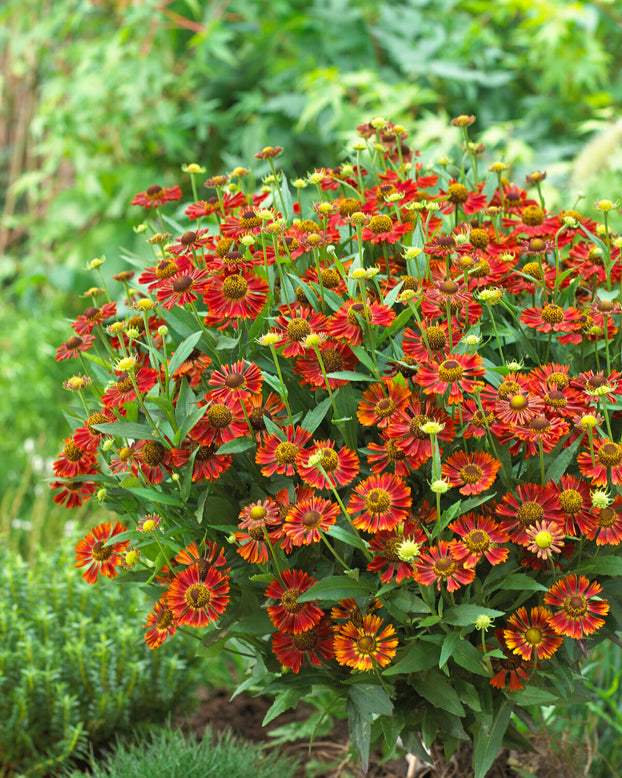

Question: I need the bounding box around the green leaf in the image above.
[473,700,512,778]
[439,631,461,669]
[511,688,558,706]
[544,432,583,483]
[496,574,549,592]
[443,604,505,627]
[452,641,489,677]
[576,556,622,576]
[325,370,375,382]
[325,523,369,552]
[300,396,332,434]
[262,688,303,726]
[93,420,155,439]
[349,344,379,374]
[416,672,465,717]
[297,575,373,603]
[346,700,371,774]
[217,437,256,455]
[347,683,393,718]
[384,640,440,676]
[167,331,203,376]
[126,487,183,506]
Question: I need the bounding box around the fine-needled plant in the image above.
[52,115,622,775]
[0,540,202,777]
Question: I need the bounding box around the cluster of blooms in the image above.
[53,116,622,743]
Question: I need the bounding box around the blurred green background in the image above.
[2,0,622,547]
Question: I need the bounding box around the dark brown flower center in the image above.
[320,448,339,472]
[224,372,245,388]
[156,608,174,629]
[460,464,483,484]
[541,304,564,324]
[447,183,469,204]
[293,630,318,650]
[375,398,396,418]
[465,530,489,552]
[563,595,587,617]
[91,540,114,562]
[63,440,84,462]
[433,557,456,576]
[173,275,194,293]
[156,259,178,279]
[66,336,84,350]
[142,441,166,466]
[302,510,322,528]
[356,635,377,655]
[558,489,582,514]
[181,231,197,245]
[321,349,343,373]
[281,590,303,613]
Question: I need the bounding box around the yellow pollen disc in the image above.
[185,584,211,609]
[534,531,553,549]
[433,557,456,576]
[369,215,394,234]
[281,590,303,613]
[438,359,464,382]
[541,304,564,324]
[222,275,248,300]
[357,635,377,655]
[597,443,622,467]
[375,398,396,418]
[460,464,483,484]
[91,540,113,562]
[250,506,266,520]
[320,448,339,472]
[559,490,582,514]
[365,488,391,514]
[524,627,543,645]
[275,442,297,464]
[509,394,529,410]
[517,502,544,526]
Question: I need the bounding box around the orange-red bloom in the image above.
[333,614,398,670]
[441,450,501,495]
[75,520,129,584]
[544,574,609,639]
[416,353,486,405]
[144,599,178,649]
[414,540,476,592]
[272,616,335,673]
[347,472,411,533]
[166,564,230,627]
[265,569,323,634]
[503,606,563,661]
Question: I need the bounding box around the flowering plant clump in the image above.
[53,117,622,775]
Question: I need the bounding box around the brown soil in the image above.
[176,688,581,778]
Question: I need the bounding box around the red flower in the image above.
[327,299,395,346]
[386,399,456,468]
[356,379,411,429]
[414,540,476,592]
[131,184,182,208]
[203,271,269,321]
[156,268,211,309]
[166,564,230,627]
[366,435,417,476]
[101,367,159,409]
[296,439,359,490]
[138,256,193,291]
[549,474,595,535]
[271,306,329,358]
[55,334,96,361]
[360,215,413,244]
[235,499,282,564]
[510,414,570,458]
[53,436,98,478]
[520,304,581,334]
[256,426,312,477]
[495,392,545,427]
[171,440,232,482]
[72,302,118,336]
[206,360,264,401]
[441,450,501,495]
[583,496,622,546]
[191,396,248,446]
[283,495,340,546]
[504,606,563,662]
[489,629,531,692]
[51,479,97,509]
[144,599,178,649]
[265,569,324,634]
[577,438,622,486]
[244,391,289,441]
[496,482,564,546]
[74,521,129,584]
[416,353,486,405]
[294,340,358,390]
[367,522,426,583]
[448,513,509,567]
[132,438,173,484]
[544,575,609,639]
[272,616,335,673]
[334,614,398,670]
[347,472,411,533]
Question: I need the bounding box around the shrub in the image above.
[70,726,298,778]
[51,115,622,776]
[0,539,202,777]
